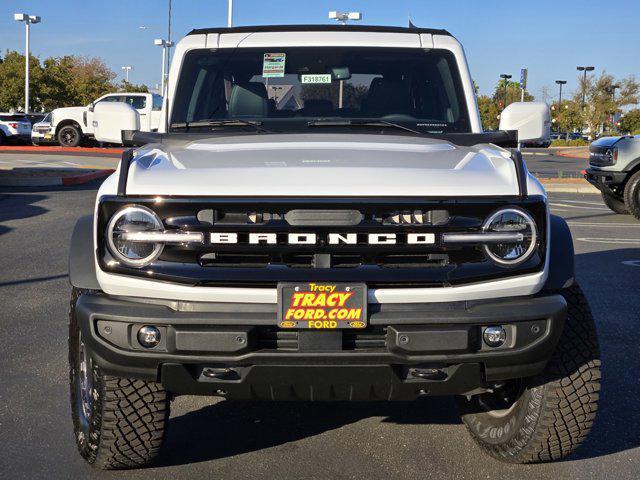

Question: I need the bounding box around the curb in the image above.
[0,169,114,187]
[539,178,598,194]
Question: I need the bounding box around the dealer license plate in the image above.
[277,283,367,329]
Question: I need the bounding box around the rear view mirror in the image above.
[499,102,551,144]
[330,67,351,81]
[93,102,140,144]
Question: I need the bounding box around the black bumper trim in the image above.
[76,292,567,396]
[584,168,628,194]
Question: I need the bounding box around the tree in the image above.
[551,99,584,135]
[0,50,45,111]
[0,51,138,112]
[117,81,150,93]
[618,109,640,134]
[477,95,499,130]
[577,72,639,138]
[492,79,534,109]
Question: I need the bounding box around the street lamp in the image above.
[329,11,362,25]
[609,84,620,130]
[228,0,233,27]
[500,74,512,110]
[154,39,174,94]
[13,13,41,113]
[555,80,567,136]
[122,66,133,83]
[576,66,595,109]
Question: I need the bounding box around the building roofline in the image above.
[187,24,452,37]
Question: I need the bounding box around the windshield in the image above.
[170,47,471,134]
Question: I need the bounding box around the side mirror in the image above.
[499,102,551,144]
[93,102,140,144]
[88,102,95,112]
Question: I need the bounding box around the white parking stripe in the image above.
[558,200,607,206]
[569,222,640,228]
[550,203,608,211]
[577,237,640,245]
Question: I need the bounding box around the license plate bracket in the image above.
[277,282,367,329]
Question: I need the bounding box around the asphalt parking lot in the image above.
[1,182,638,479]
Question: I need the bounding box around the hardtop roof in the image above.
[188,24,452,37]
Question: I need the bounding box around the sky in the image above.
[1,0,638,101]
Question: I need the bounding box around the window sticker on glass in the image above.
[263,53,286,78]
[301,74,332,84]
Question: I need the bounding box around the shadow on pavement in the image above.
[0,193,48,236]
[159,396,459,467]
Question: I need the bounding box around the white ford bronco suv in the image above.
[68,25,600,469]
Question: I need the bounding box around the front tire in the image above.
[58,124,82,147]
[623,171,640,220]
[457,284,600,463]
[601,191,629,214]
[69,288,169,469]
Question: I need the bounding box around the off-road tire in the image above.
[623,171,640,220]
[69,288,169,469]
[58,124,82,147]
[457,284,600,463]
[601,191,629,214]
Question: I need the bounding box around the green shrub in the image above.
[550,139,589,147]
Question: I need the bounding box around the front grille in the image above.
[256,327,388,352]
[98,196,547,286]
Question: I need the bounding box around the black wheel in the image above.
[69,288,169,469]
[457,284,600,463]
[623,171,640,220]
[601,191,629,214]
[58,124,82,147]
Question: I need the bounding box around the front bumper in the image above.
[76,292,566,400]
[584,167,628,194]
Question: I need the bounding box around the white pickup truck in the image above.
[50,92,163,147]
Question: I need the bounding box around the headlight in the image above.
[106,205,164,267]
[482,208,538,266]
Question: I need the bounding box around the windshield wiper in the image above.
[171,119,270,133]
[307,119,424,135]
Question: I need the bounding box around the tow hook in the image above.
[202,367,236,379]
[409,367,448,380]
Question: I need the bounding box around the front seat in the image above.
[228,82,270,117]
[362,78,412,117]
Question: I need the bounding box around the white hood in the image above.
[125,134,520,197]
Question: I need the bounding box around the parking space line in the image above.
[569,222,640,228]
[577,237,640,245]
[550,202,608,211]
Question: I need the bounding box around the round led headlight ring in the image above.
[482,208,538,266]
[106,205,164,267]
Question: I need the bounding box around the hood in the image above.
[125,134,520,197]
[52,106,86,117]
[590,136,626,148]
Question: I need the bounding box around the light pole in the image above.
[328,11,362,108]
[122,66,133,83]
[154,39,173,94]
[228,0,233,27]
[555,80,567,136]
[166,0,173,79]
[500,74,512,110]
[13,13,41,113]
[329,11,362,25]
[576,66,594,110]
[609,84,620,130]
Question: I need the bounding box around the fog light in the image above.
[483,326,506,348]
[137,326,161,348]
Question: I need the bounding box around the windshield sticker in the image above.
[263,53,286,78]
[301,74,332,84]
